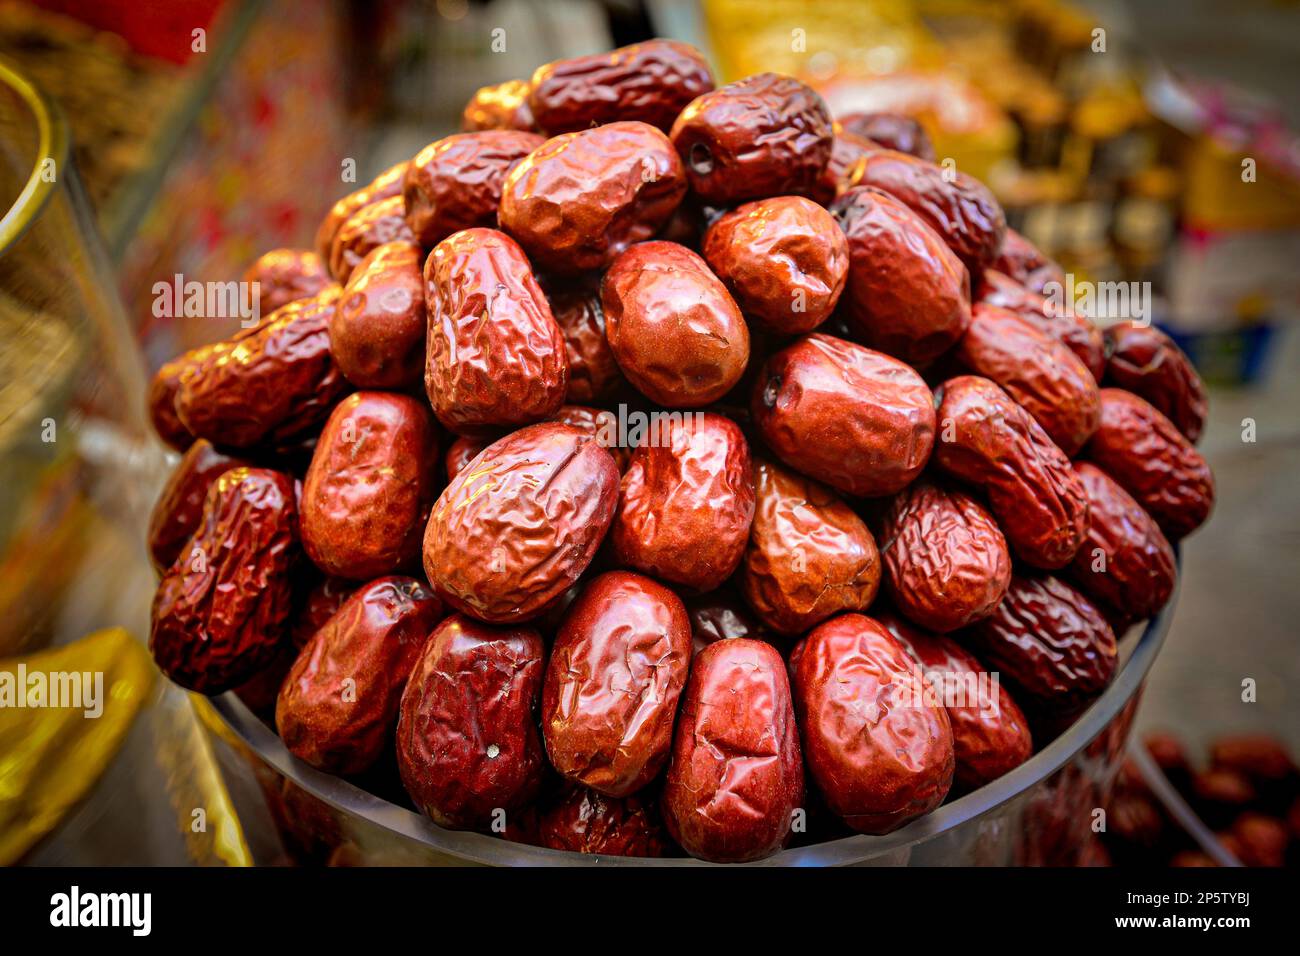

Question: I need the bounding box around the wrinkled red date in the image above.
[535,786,671,857]
[1103,321,1207,443]
[423,422,619,623]
[243,248,333,318]
[933,375,1089,569]
[955,302,1101,456]
[544,279,624,405]
[601,241,749,407]
[836,111,935,162]
[330,241,426,390]
[610,412,755,593]
[963,574,1117,721]
[528,39,713,135]
[423,228,568,434]
[461,79,536,132]
[300,391,439,579]
[752,333,935,497]
[741,458,880,635]
[402,130,544,247]
[1083,388,1214,540]
[878,610,1033,791]
[1067,462,1176,621]
[499,121,686,275]
[831,186,971,366]
[789,614,954,833]
[976,269,1106,381]
[147,439,250,572]
[329,194,415,284]
[991,228,1065,296]
[702,196,848,335]
[276,576,443,774]
[542,571,691,797]
[662,638,803,862]
[879,480,1011,633]
[149,467,299,693]
[396,614,546,829]
[852,149,1007,271]
[175,288,350,449]
[315,161,407,264]
[670,72,833,205]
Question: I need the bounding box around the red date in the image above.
[662,638,803,862]
[752,333,935,497]
[542,571,691,797]
[1103,321,1207,443]
[396,614,546,830]
[330,241,426,390]
[670,73,833,205]
[147,439,250,572]
[423,422,619,623]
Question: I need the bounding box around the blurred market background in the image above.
[0,0,1297,865]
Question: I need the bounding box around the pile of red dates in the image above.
[145,40,1214,863]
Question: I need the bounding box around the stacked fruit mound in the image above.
[144,40,1214,863]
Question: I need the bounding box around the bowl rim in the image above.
[0,56,69,255]
[210,583,1175,866]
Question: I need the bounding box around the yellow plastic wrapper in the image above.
[0,627,153,863]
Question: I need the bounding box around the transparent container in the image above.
[0,57,247,866]
[200,592,1175,866]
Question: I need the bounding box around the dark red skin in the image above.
[611,412,755,593]
[300,392,439,580]
[329,194,416,284]
[528,39,714,135]
[542,571,691,797]
[1083,388,1214,540]
[499,121,686,275]
[602,241,749,407]
[149,467,299,693]
[444,435,491,483]
[1230,813,1288,867]
[836,112,935,162]
[1067,462,1176,622]
[810,129,879,206]
[1210,735,1297,786]
[751,333,936,497]
[545,279,624,404]
[702,196,849,335]
[790,614,954,834]
[990,228,1065,296]
[424,228,568,435]
[243,248,333,319]
[148,347,216,451]
[461,79,536,132]
[933,375,1089,569]
[741,458,880,635]
[686,590,769,655]
[977,270,1105,380]
[396,614,546,830]
[535,786,671,857]
[290,576,358,649]
[879,480,1011,633]
[955,302,1101,456]
[877,610,1033,791]
[670,73,833,206]
[852,149,1007,271]
[175,287,350,449]
[402,130,544,247]
[963,574,1118,719]
[276,576,443,774]
[330,241,426,390]
[1103,321,1208,443]
[147,439,251,573]
[662,638,804,863]
[831,186,971,366]
[315,161,407,265]
[424,422,620,624]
